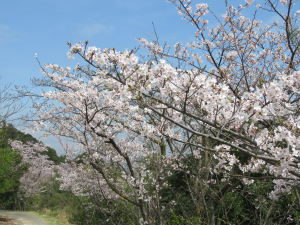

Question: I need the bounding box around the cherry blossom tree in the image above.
[22,0,300,223]
[9,141,54,211]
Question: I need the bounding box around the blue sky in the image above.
[0,0,203,83]
[0,0,295,154]
[1,0,195,154]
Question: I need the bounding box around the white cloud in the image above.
[78,23,114,37]
[114,0,152,10]
[0,24,18,43]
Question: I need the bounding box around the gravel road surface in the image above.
[0,211,47,225]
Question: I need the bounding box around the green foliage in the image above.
[0,122,65,164]
[157,150,300,225]
[67,196,140,225]
[0,148,21,194]
[0,124,29,204]
[41,147,66,164]
[68,207,108,225]
[0,122,39,147]
[0,122,65,210]
[161,170,194,215]
[167,211,202,225]
[0,148,28,204]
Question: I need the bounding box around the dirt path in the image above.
[0,211,47,225]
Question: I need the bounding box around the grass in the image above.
[27,209,73,225]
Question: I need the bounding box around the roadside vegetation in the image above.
[1,124,300,224]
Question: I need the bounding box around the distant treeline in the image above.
[0,122,65,164]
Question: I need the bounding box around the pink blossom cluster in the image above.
[26,0,300,222]
[10,141,54,197]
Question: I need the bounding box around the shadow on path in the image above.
[0,211,47,225]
